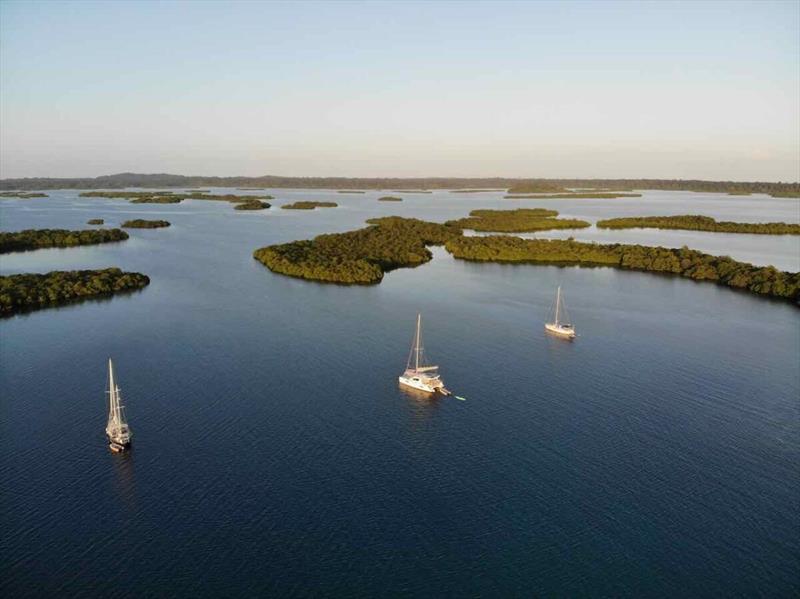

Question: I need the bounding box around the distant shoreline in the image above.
[1,173,797,196]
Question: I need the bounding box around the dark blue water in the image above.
[1,191,799,597]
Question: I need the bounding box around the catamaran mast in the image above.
[415,313,421,371]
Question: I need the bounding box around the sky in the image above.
[0,0,798,181]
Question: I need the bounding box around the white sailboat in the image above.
[545,286,576,339]
[105,358,132,452]
[399,313,450,395]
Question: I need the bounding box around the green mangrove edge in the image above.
[505,192,642,199]
[282,201,338,210]
[596,215,800,235]
[0,191,48,199]
[122,219,170,229]
[445,208,590,232]
[0,228,128,254]
[0,268,150,316]
[251,216,799,302]
[79,190,274,210]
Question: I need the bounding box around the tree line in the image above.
[0,228,128,253]
[0,268,150,315]
[445,208,589,232]
[596,215,800,235]
[445,236,800,302]
[3,173,797,195]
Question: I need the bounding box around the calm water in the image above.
[1,190,799,597]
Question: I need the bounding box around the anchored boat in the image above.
[105,358,132,452]
[399,313,450,395]
[545,286,576,339]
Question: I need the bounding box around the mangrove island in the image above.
[596,215,800,235]
[79,190,273,210]
[445,208,590,232]
[251,215,799,302]
[0,192,48,199]
[253,217,459,284]
[234,200,271,210]
[122,219,171,229]
[282,201,338,210]
[505,192,642,199]
[0,228,129,254]
[445,235,799,302]
[0,268,150,316]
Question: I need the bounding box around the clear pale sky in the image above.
[1,0,798,181]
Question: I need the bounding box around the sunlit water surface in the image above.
[1,190,798,596]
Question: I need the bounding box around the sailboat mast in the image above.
[415,313,421,371]
[555,286,561,325]
[108,358,116,426]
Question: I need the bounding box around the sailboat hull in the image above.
[545,323,576,339]
[107,437,131,452]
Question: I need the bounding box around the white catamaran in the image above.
[399,313,450,395]
[106,358,132,452]
[545,286,576,339]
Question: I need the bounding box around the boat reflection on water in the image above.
[110,447,138,511]
[398,384,443,434]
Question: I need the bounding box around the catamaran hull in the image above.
[398,376,450,395]
[398,376,438,393]
[545,324,575,339]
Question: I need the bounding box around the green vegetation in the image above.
[445,208,590,232]
[0,228,128,254]
[0,268,150,316]
[596,215,800,235]
[234,200,271,210]
[87,219,104,225]
[337,190,366,194]
[189,189,210,192]
[392,190,432,194]
[183,192,274,202]
[445,236,800,302]
[282,201,338,210]
[80,191,175,199]
[378,196,403,202]
[770,191,800,198]
[505,192,642,199]
[4,173,798,196]
[253,217,460,284]
[130,196,183,204]
[79,190,273,210]
[727,192,752,196]
[122,219,170,229]
[251,214,798,301]
[507,183,568,194]
[0,191,48,198]
[573,187,634,192]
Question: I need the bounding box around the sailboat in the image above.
[545,286,576,339]
[105,358,132,452]
[399,313,450,395]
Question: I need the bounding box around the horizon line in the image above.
[2,171,799,185]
